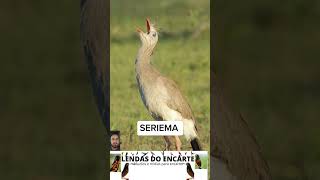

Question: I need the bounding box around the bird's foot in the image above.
[163,145,170,151]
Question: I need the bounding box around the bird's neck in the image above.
[135,46,154,73]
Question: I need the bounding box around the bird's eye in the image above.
[152,33,157,37]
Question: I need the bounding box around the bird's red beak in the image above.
[136,18,151,34]
[146,18,151,33]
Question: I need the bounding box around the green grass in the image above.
[110,0,210,151]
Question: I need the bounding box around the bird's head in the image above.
[115,155,120,161]
[195,154,200,159]
[186,163,191,168]
[124,163,129,169]
[136,18,158,53]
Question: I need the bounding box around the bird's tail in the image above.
[190,137,201,151]
[183,120,202,151]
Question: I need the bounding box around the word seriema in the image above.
[139,124,179,132]
[122,152,195,162]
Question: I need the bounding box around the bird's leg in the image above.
[175,136,182,151]
[163,136,171,151]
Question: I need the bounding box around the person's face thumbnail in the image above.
[111,134,120,149]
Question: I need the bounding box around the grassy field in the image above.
[110,0,210,151]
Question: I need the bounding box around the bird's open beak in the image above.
[146,18,151,33]
[136,18,151,34]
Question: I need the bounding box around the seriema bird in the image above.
[135,18,201,151]
[110,155,121,172]
[195,154,202,169]
[121,163,129,180]
[186,163,194,180]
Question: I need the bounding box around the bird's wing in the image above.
[188,167,194,177]
[157,76,195,120]
[110,161,120,172]
[211,72,271,180]
[81,0,109,129]
[122,166,128,177]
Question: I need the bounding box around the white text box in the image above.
[137,121,184,136]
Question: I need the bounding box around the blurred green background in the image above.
[0,1,105,179]
[0,0,319,180]
[110,0,210,151]
[213,0,320,180]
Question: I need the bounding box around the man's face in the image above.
[111,134,120,149]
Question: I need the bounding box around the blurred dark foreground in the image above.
[213,1,320,180]
[0,0,319,180]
